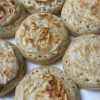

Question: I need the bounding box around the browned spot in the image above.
[42,74,67,99]
[0,51,5,56]
[10,0,15,5]
[31,22,39,30]
[23,34,34,46]
[79,0,88,8]
[36,0,54,4]
[53,21,60,27]
[92,43,99,51]
[0,0,17,18]
[23,24,30,31]
[34,27,52,52]
[54,35,61,44]
[9,0,16,9]
[83,43,99,57]
[0,6,6,19]
[48,15,57,23]
[84,17,93,24]
[91,3,99,15]
[23,27,52,52]
[39,13,53,21]
[2,69,10,77]
[48,16,60,27]
[97,0,100,2]
[84,44,90,56]
[39,13,60,27]
[39,13,49,18]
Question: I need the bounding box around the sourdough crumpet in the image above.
[20,0,65,14]
[0,40,24,96]
[15,66,79,100]
[0,0,26,38]
[62,34,100,90]
[16,13,69,64]
[61,0,100,36]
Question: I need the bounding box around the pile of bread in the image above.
[0,0,100,100]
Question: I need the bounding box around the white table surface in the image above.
[0,38,100,100]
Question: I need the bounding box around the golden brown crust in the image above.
[62,34,100,90]
[19,74,68,100]
[0,0,20,25]
[0,40,24,96]
[15,67,79,100]
[21,0,65,14]
[16,13,69,64]
[40,74,67,99]
[61,0,100,36]
[0,40,19,85]
[35,0,55,4]
[0,0,26,39]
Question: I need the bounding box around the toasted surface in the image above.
[16,13,69,64]
[0,41,18,85]
[0,0,26,38]
[62,34,100,89]
[0,40,24,97]
[21,0,65,14]
[15,67,79,100]
[61,0,100,36]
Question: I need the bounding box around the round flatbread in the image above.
[61,0,100,36]
[20,0,65,14]
[15,66,79,100]
[62,34,100,90]
[0,0,26,38]
[0,40,24,96]
[16,13,69,64]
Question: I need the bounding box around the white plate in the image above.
[0,37,100,100]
